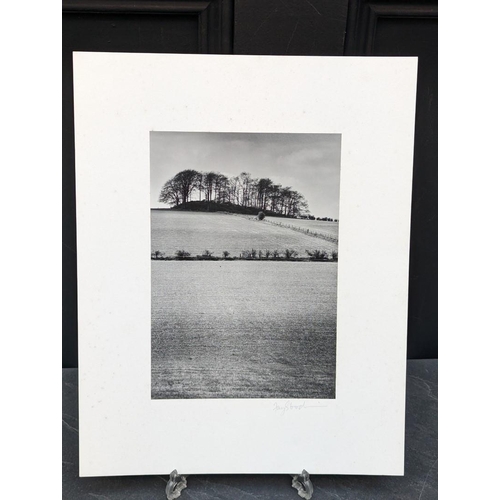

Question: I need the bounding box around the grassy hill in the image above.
[151,211,338,258]
[156,200,292,218]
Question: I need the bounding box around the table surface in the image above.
[63,359,437,499]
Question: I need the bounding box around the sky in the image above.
[150,132,341,218]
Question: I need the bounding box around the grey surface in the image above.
[63,359,437,499]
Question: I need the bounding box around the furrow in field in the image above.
[151,261,337,399]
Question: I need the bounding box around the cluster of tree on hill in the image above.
[158,169,309,218]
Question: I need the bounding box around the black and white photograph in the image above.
[150,132,341,399]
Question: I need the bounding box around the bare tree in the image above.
[256,178,273,210]
[196,171,204,201]
[203,171,217,202]
[240,172,252,207]
[213,173,229,203]
[173,169,199,204]
[228,175,241,205]
[158,178,182,206]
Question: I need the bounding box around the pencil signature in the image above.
[273,400,328,415]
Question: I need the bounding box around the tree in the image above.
[173,169,200,204]
[158,178,182,206]
[213,173,229,203]
[228,175,241,205]
[289,190,308,217]
[280,186,292,215]
[203,171,217,202]
[269,183,282,213]
[195,171,204,201]
[256,178,273,210]
[240,172,253,207]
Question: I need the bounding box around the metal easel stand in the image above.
[165,468,314,499]
[291,469,314,499]
[165,470,188,500]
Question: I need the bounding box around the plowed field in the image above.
[151,261,337,399]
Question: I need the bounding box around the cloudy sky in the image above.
[150,132,341,218]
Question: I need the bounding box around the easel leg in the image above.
[291,469,314,499]
[165,469,188,500]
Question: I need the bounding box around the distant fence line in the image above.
[262,219,338,244]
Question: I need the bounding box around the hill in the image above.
[162,200,293,218]
[151,211,338,258]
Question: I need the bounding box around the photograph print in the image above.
[151,132,341,399]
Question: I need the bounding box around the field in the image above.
[151,210,337,258]
[151,261,337,399]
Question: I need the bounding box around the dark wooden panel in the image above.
[63,0,234,53]
[234,0,349,55]
[62,1,234,368]
[344,0,437,55]
[345,1,438,359]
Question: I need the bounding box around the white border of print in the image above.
[74,53,417,477]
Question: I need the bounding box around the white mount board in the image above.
[74,53,417,477]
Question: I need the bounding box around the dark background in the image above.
[63,0,437,367]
